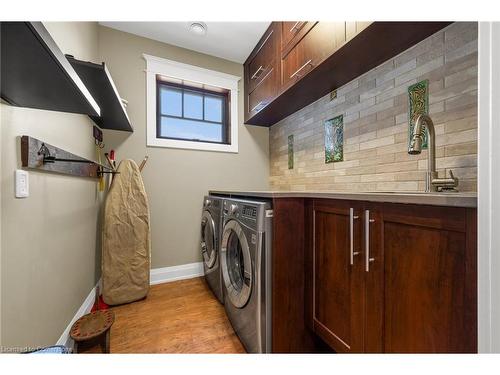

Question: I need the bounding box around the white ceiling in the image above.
[99,22,271,63]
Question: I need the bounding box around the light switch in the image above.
[15,169,29,198]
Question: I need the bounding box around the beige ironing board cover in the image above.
[102,159,150,305]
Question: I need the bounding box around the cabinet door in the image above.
[380,204,477,353]
[281,21,309,50]
[281,22,344,91]
[247,25,278,94]
[311,199,364,353]
[247,66,278,116]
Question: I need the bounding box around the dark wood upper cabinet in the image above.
[243,21,452,126]
[281,22,344,92]
[244,23,281,121]
[281,21,309,51]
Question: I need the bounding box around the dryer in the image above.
[201,196,224,303]
[220,198,273,353]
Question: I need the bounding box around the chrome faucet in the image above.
[408,114,459,192]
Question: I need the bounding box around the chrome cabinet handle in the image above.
[290,59,313,79]
[251,101,265,112]
[350,208,360,266]
[290,21,302,33]
[250,65,264,80]
[365,210,375,272]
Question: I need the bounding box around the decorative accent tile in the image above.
[408,79,429,149]
[330,89,338,101]
[324,115,344,163]
[288,134,294,169]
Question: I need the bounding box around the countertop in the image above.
[209,190,477,208]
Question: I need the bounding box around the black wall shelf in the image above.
[0,22,100,116]
[67,57,133,132]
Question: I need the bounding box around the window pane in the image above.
[159,117,223,143]
[204,95,223,123]
[184,91,203,119]
[160,87,182,117]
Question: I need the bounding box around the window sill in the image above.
[147,136,238,153]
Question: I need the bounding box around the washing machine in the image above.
[220,198,273,353]
[201,196,224,303]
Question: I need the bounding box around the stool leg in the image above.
[104,330,110,353]
[74,341,79,354]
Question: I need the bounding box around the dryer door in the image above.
[221,220,252,308]
[201,210,217,269]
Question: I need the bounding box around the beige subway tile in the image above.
[429,77,477,104]
[359,135,395,150]
[448,166,477,180]
[394,29,444,67]
[432,102,476,123]
[445,40,478,63]
[334,175,362,183]
[394,170,427,181]
[346,97,376,116]
[444,22,477,42]
[445,90,477,111]
[444,117,477,133]
[376,141,408,155]
[360,79,395,101]
[376,160,419,173]
[375,181,419,191]
[445,141,477,157]
[395,56,444,86]
[436,128,477,147]
[360,173,397,182]
[445,66,477,88]
[436,154,477,169]
[376,59,417,85]
[359,98,394,118]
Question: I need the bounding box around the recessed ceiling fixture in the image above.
[189,22,207,36]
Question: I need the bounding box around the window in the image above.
[157,80,229,144]
[144,54,240,153]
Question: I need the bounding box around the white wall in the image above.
[1,22,102,349]
[478,21,500,353]
[98,26,270,269]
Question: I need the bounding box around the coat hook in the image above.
[139,156,149,172]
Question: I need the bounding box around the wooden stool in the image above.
[70,310,114,353]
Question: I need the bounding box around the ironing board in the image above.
[102,159,151,305]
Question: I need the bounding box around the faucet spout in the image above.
[408,114,437,192]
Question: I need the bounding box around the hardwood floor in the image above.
[78,277,246,354]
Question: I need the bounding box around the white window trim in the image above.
[143,53,240,153]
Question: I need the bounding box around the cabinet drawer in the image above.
[247,27,278,94]
[248,66,278,116]
[281,21,309,50]
[281,22,344,91]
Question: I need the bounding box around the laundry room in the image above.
[1,1,500,373]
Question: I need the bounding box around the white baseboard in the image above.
[56,262,204,347]
[56,278,101,349]
[150,262,204,285]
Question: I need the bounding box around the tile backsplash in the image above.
[269,22,478,192]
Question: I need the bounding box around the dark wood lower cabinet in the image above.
[311,200,364,353]
[304,199,477,353]
[381,204,477,353]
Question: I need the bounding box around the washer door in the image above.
[221,220,252,308]
[201,210,217,269]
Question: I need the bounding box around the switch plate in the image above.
[15,169,29,198]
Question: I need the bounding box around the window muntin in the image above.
[156,80,229,144]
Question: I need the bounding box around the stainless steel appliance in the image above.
[201,196,224,303]
[220,198,273,353]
